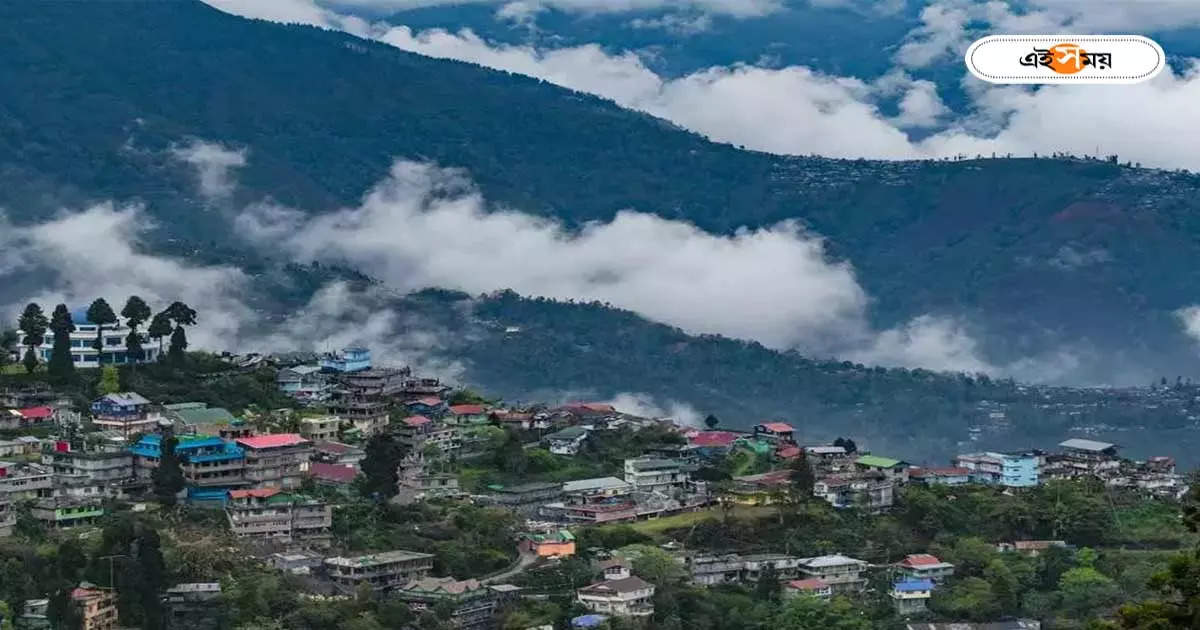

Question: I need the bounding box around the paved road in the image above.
[483,551,539,584]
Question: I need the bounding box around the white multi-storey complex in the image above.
[22,309,159,368]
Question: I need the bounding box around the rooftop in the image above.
[448,404,486,415]
[689,431,741,447]
[625,457,680,471]
[398,577,486,597]
[786,578,830,591]
[165,583,221,594]
[1059,438,1116,452]
[578,576,653,595]
[894,579,935,592]
[757,422,795,433]
[310,462,358,484]
[237,433,309,449]
[856,455,904,469]
[325,550,435,567]
[805,445,847,455]
[546,426,589,440]
[801,554,867,569]
[562,477,630,494]
[410,397,444,407]
[94,392,150,406]
[402,415,432,427]
[900,554,948,567]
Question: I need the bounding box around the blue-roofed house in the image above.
[890,579,934,615]
[131,434,247,503]
[91,392,157,434]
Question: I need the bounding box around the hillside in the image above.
[4,1,1200,383]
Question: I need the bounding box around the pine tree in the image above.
[167,327,188,365]
[359,433,404,499]
[85,298,117,363]
[152,434,186,506]
[96,365,121,396]
[120,296,152,363]
[789,450,816,498]
[147,312,173,359]
[163,301,196,365]
[47,304,77,383]
[17,303,48,374]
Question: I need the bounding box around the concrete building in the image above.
[813,473,894,511]
[276,366,331,403]
[784,578,833,600]
[684,553,803,586]
[796,555,869,594]
[397,416,460,454]
[1044,439,1120,480]
[162,583,222,630]
[0,462,54,500]
[225,488,331,545]
[953,451,1040,487]
[269,550,325,574]
[327,367,407,438]
[576,575,655,618]
[394,578,503,630]
[31,496,105,529]
[325,550,435,593]
[71,585,118,630]
[855,455,910,483]
[299,416,341,442]
[752,422,796,445]
[41,443,133,484]
[319,347,373,373]
[132,434,247,503]
[90,392,157,434]
[26,309,158,368]
[898,554,955,582]
[891,579,934,615]
[520,529,576,558]
[545,426,589,456]
[235,434,312,490]
[623,458,691,494]
[908,467,971,486]
[486,482,562,514]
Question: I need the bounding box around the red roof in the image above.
[18,406,53,419]
[786,578,829,591]
[449,404,486,415]
[228,488,281,499]
[410,396,444,407]
[565,402,616,414]
[901,554,943,567]
[310,462,357,484]
[236,434,308,449]
[777,446,802,459]
[758,422,795,433]
[403,415,433,427]
[689,431,740,447]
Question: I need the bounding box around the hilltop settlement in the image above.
[0,301,1199,630]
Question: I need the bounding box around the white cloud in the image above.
[601,392,704,426]
[1177,305,1200,344]
[319,0,782,18]
[170,140,249,200]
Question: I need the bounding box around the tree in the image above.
[704,414,720,429]
[17,303,48,374]
[163,301,196,365]
[47,304,77,383]
[1059,566,1121,620]
[152,434,186,506]
[136,529,167,630]
[359,433,404,499]
[85,298,117,361]
[121,296,151,363]
[167,326,189,365]
[147,312,173,358]
[0,329,17,368]
[755,563,781,602]
[773,595,871,630]
[96,365,121,396]
[789,450,816,498]
[620,545,684,586]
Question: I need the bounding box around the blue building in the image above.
[319,347,371,373]
[131,434,247,504]
[953,451,1040,488]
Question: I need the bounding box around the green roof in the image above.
[170,407,237,426]
[855,455,904,469]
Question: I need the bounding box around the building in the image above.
[71,585,118,630]
[276,366,331,403]
[319,347,373,373]
[397,415,460,454]
[908,467,971,486]
[545,426,589,456]
[31,496,104,528]
[225,488,331,545]
[313,440,366,466]
[406,396,448,417]
[268,550,325,574]
[753,422,796,445]
[162,583,222,630]
[576,575,655,618]
[855,455,910,483]
[328,368,407,437]
[996,540,1069,556]
[1044,439,1120,479]
[891,579,934,615]
[898,554,955,582]
[0,462,54,500]
[813,472,894,511]
[486,482,562,514]
[325,550,436,592]
[17,598,50,629]
[90,392,156,434]
[395,577,502,630]
[796,555,869,593]
[446,404,489,426]
[684,553,803,586]
[41,442,133,484]
[394,452,461,505]
[236,434,312,490]
[623,458,692,494]
[309,462,358,493]
[520,529,576,558]
[162,403,237,430]
[0,498,14,537]
[299,416,341,442]
[953,452,1039,487]
[132,434,247,502]
[542,477,637,524]
[26,309,157,368]
[784,578,832,600]
[4,406,59,430]
[687,431,741,459]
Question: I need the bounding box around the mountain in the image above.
[5,1,1200,384]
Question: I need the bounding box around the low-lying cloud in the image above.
[601,392,704,427]
[170,139,248,200]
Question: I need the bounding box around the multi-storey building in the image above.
[299,416,341,442]
[71,585,119,630]
[162,583,222,630]
[796,555,869,594]
[0,461,54,500]
[813,472,894,511]
[395,578,503,630]
[325,550,435,593]
[328,368,407,437]
[953,451,1040,487]
[132,434,247,502]
[319,347,374,373]
[41,443,133,484]
[90,392,157,434]
[25,309,158,368]
[31,496,105,529]
[397,416,460,454]
[1043,439,1120,480]
[235,434,311,490]
[576,573,655,618]
[684,553,804,586]
[897,554,956,582]
[623,458,692,494]
[276,366,331,404]
[225,488,332,545]
[890,579,934,615]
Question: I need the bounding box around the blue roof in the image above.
[571,615,609,628]
[894,579,934,592]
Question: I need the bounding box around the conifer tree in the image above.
[47,304,76,383]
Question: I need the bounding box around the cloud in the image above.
[319,0,782,18]
[601,392,704,426]
[1177,305,1200,344]
[170,140,249,200]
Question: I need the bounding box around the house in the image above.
[684,553,803,585]
[309,462,358,492]
[397,415,460,454]
[0,439,33,458]
[299,416,341,442]
[26,308,158,368]
[753,422,796,445]
[814,472,894,511]
[891,579,934,615]
[313,440,366,465]
[561,403,617,419]
[562,477,632,498]
[520,529,576,558]
[796,555,869,593]
[41,442,133,484]
[576,575,655,618]
[909,467,971,486]
[328,368,407,438]
[0,461,54,500]
[406,396,448,417]
[395,452,461,504]
[446,404,489,425]
[162,583,222,630]
[17,598,50,629]
[132,434,246,503]
[6,406,57,429]
[394,577,503,630]
[225,488,331,545]
[855,455,909,483]
[90,392,156,433]
[541,477,637,523]
[275,366,331,403]
[71,584,118,630]
[953,452,1039,487]
[1044,439,1120,480]
[898,554,955,582]
[545,426,589,456]
[318,347,372,373]
[236,434,312,490]
[485,482,562,514]
[688,431,741,458]
[325,550,436,592]
[269,550,325,574]
[728,470,794,505]
[784,578,832,600]
[623,458,692,493]
[31,496,104,528]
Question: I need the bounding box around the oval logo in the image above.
[965,35,1165,84]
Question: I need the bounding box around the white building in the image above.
[576,570,655,618]
[891,579,934,615]
[623,458,691,493]
[24,309,159,368]
[797,555,869,593]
